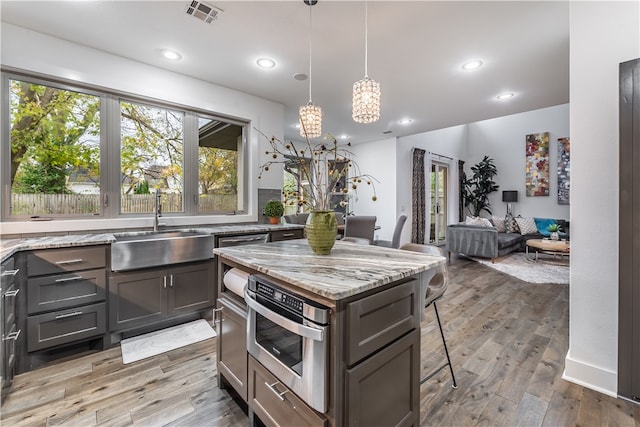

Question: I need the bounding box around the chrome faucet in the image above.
[153,190,162,232]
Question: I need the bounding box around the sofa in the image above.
[445,217,569,262]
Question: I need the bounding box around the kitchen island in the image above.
[214,239,444,427]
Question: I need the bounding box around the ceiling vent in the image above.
[185,1,223,24]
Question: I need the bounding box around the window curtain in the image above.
[458,160,465,222]
[411,148,426,244]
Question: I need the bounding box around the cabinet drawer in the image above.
[270,229,304,242]
[346,279,419,366]
[249,356,326,427]
[27,269,106,314]
[346,329,420,427]
[27,246,106,277]
[27,302,106,352]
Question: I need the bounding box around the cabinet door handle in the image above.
[55,311,82,319]
[163,276,167,289]
[170,275,174,288]
[1,269,19,278]
[55,276,84,283]
[55,259,84,265]
[3,330,21,341]
[281,233,295,237]
[4,289,20,297]
[264,381,289,401]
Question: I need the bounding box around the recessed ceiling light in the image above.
[462,59,483,71]
[161,49,182,61]
[293,73,308,81]
[496,92,515,100]
[256,58,276,69]
[399,118,412,125]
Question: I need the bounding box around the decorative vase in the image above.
[550,231,559,241]
[305,210,337,255]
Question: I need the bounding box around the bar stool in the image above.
[400,243,458,389]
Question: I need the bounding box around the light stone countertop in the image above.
[0,224,303,263]
[214,239,445,301]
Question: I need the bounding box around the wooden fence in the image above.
[11,193,237,215]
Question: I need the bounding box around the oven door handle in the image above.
[245,291,324,342]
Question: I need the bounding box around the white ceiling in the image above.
[0,1,570,145]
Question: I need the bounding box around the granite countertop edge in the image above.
[0,224,304,263]
[214,240,445,301]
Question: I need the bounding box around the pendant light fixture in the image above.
[352,0,381,124]
[300,0,322,139]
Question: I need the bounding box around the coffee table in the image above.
[525,239,570,261]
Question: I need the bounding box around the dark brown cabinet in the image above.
[216,254,422,427]
[1,256,21,396]
[249,355,327,427]
[345,329,420,427]
[109,261,214,332]
[269,228,304,242]
[26,247,107,354]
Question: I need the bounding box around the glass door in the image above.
[430,162,448,245]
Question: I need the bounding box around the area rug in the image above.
[468,252,569,284]
[120,319,216,364]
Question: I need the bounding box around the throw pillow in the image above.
[505,214,519,233]
[465,216,493,227]
[491,215,506,232]
[515,217,538,235]
[534,217,556,237]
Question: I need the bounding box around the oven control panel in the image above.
[256,282,303,314]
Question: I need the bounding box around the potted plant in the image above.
[264,199,284,224]
[463,156,499,217]
[547,223,561,240]
[257,127,378,254]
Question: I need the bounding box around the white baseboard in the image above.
[563,354,617,398]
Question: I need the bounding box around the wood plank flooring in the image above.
[2,256,638,426]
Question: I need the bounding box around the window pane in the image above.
[120,101,184,214]
[197,116,241,213]
[9,80,101,216]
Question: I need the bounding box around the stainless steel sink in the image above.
[111,231,214,271]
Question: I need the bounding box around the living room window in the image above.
[1,71,248,220]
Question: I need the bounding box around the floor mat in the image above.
[468,252,569,284]
[120,319,216,364]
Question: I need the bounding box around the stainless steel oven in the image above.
[245,274,330,413]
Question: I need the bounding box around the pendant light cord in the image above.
[364,0,368,79]
[308,4,313,103]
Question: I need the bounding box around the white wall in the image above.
[467,104,570,220]
[349,138,397,242]
[397,125,468,245]
[564,1,640,397]
[0,23,284,234]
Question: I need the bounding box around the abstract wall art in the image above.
[557,137,570,204]
[525,132,550,197]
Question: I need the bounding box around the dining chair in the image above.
[374,214,407,249]
[399,243,458,389]
[343,216,377,243]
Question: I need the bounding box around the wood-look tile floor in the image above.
[2,256,639,426]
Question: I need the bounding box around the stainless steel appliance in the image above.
[245,274,330,413]
[216,233,269,248]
